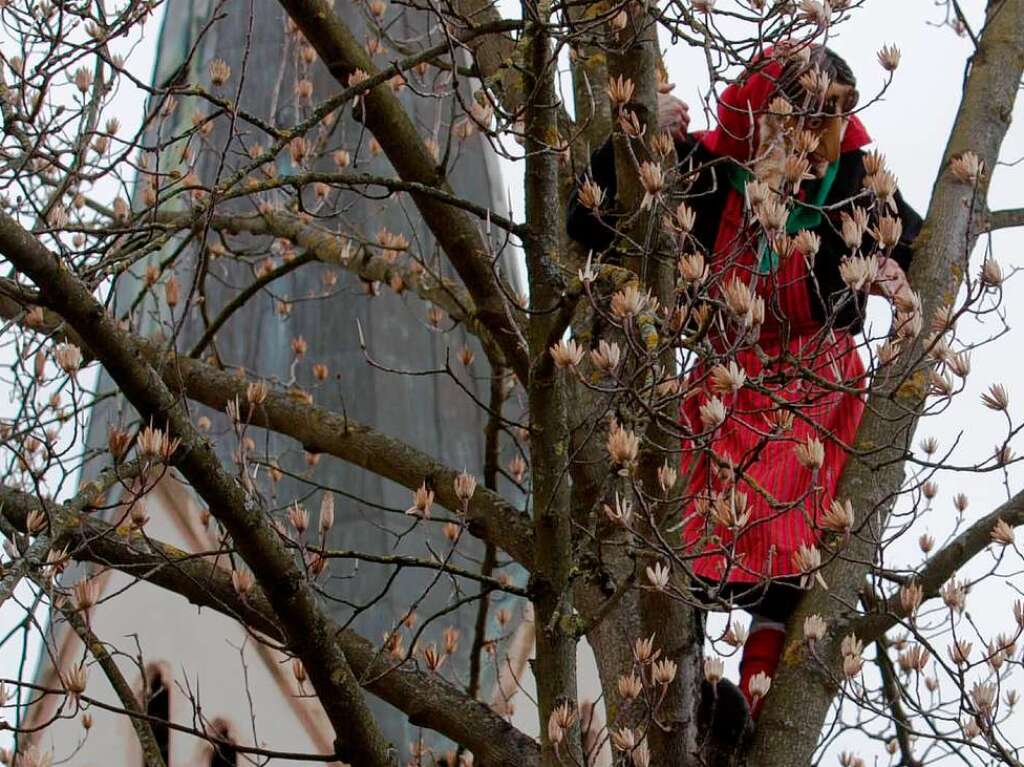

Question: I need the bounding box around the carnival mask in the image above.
[754,79,860,188]
[801,82,859,177]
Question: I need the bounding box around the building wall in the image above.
[28,480,337,766]
[508,637,612,767]
[28,474,614,766]
[70,0,528,757]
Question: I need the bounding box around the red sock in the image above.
[738,623,786,719]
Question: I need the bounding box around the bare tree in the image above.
[0,0,1023,766]
[76,0,525,757]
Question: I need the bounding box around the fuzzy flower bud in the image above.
[55,343,83,375]
[645,561,670,590]
[658,462,678,494]
[950,151,983,186]
[231,568,255,597]
[747,671,771,700]
[550,338,586,369]
[820,498,854,533]
[803,614,827,642]
[590,340,622,374]
[606,423,639,466]
[606,75,635,110]
[877,44,901,72]
[406,483,434,518]
[795,436,825,470]
[454,471,477,505]
[319,492,335,536]
[704,656,725,685]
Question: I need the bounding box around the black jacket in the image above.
[566,136,923,334]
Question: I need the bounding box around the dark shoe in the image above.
[697,678,752,765]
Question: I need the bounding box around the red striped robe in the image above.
[679,189,866,586]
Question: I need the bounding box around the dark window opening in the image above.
[209,721,238,767]
[144,669,170,766]
[210,741,239,767]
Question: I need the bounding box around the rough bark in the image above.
[275,0,531,383]
[0,208,396,767]
[522,0,583,763]
[0,485,540,767]
[605,6,701,766]
[748,4,1024,765]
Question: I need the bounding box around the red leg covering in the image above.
[738,624,786,719]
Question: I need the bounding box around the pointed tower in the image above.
[29,0,527,762]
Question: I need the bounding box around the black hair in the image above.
[777,46,857,109]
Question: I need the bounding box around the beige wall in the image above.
[508,633,612,767]
[29,479,336,766]
[32,476,615,766]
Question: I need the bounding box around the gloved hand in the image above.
[657,92,691,141]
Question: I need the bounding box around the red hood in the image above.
[696,46,871,162]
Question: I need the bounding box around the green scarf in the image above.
[727,161,839,272]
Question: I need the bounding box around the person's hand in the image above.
[657,92,690,141]
[871,256,911,304]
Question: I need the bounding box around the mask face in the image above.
[753,80,859,190]
[797,82,859,178]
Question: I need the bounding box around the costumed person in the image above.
[566,44,923,730]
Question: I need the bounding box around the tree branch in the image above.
[151,342,536,570]
[875,636,924,767]
[0,208,394,767]
[520,1,583,764]
[274,0,531,384]
[748,3,1024,764]
[219,172,524,236]
[29,571,169,767]
[0,486,540,767]
[0,275,536,571]
[985,207,1024,232]
[180,209,511,368]
[851,488,1024,644]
